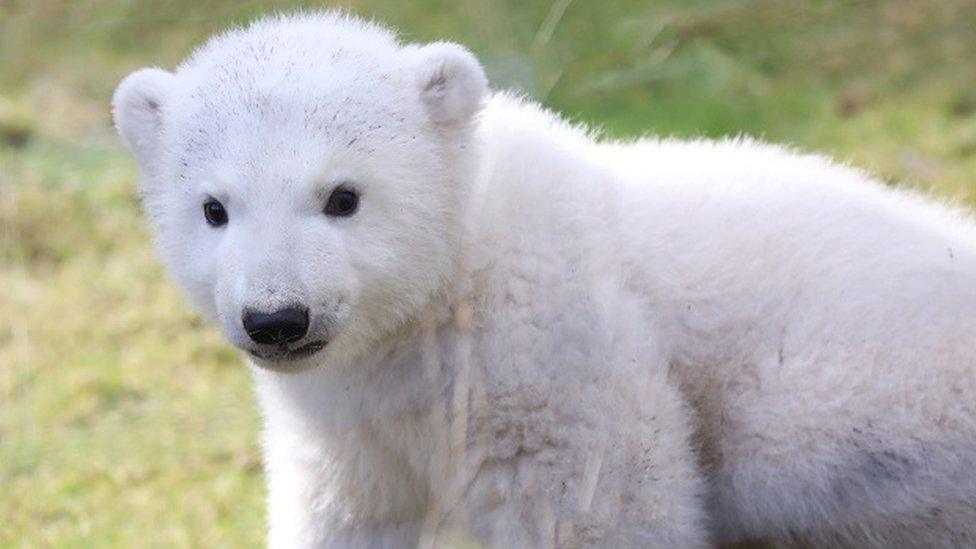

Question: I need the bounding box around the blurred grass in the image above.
[1,0,975,545]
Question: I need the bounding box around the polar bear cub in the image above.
[114,12,976,548]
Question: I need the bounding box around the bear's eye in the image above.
[324,186,359,217]
[203,199,228,227]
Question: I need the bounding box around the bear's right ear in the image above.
[112,68,176,167]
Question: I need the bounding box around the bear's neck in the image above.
[251,299,469,526]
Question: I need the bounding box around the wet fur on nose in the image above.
[242,307,309,345]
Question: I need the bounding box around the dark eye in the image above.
[203,199,228,227]
[324,187,359,217]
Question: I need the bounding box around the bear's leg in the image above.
[262,426,427,549]
[707,392,976,547]
[448,371,708,548]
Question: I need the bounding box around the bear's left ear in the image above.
[411,42,487,127]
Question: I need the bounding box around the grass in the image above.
[1,0,975,545]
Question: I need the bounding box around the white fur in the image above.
[114,12,976,548]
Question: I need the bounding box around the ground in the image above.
[1,0,975,545]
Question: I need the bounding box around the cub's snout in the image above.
[242,306,309,345]
[240,305,330,368]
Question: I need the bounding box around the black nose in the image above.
[242,306,309,345]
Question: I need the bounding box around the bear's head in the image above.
[112,13,487,371]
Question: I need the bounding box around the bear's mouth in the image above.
[248,340,328,363]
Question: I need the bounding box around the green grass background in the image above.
[2,0,975,545]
